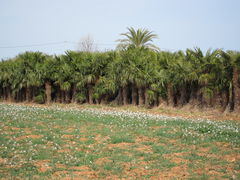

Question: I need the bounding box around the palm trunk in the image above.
[22,88,26,102]
[15,91,19,102]
[144,89,149,107]
[2,88,5,101]
[158,96,167,106]
[17,89,22,102]
[88,84,93,104]
[31,87,35,102]
[26,87,31,102]
[65,91,70,103]
[179,86,187,106]
[189,84,200,107]
[154,93,159,106]
[18,90,22,102]
[221,91,228,112]
[71,84,77,103]
[224,84,234,113]
[167,83,174,106]
[56,87,61,103]
[45,81,52,104]
[96,99,100,104]
[112,89,123,105]
[131,84,138,105]
[122,86,128,105]
[0,88,2,100]
[233,67,240,112]
[212,91,221,108]
[138,87,145,106]
[100,95,108,104]
[7,87,12,102]
[61,91,65,103]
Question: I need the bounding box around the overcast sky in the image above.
[0,0,240,60]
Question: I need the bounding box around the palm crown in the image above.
[117,27,159,51]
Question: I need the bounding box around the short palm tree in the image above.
[221,51,240,112]
[116,27,159,51]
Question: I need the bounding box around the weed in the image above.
[0,103,239,179]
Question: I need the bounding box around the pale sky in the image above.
[0,0,240,60]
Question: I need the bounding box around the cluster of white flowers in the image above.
[0,103,239,147]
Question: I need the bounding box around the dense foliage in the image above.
[0,28,240,112]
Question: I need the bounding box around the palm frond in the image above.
[116,27,159,51]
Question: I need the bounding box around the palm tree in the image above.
[156,51,177,107]
[230,51,240,112]
[64,51,83,103]
[0,60,15,101]
[17,52,45,102]
[116,27,159,51]
[66,51,111,104]
[116,27,159,106]
[52,55,72,103]
[110,52,130,105]
[92,52,116,104]
[40,55,57,104]
[184,48,207,107]
[221,51,240,112]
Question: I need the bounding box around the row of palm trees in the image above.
[0,28,240,112]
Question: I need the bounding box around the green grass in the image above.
[0,103,239,179]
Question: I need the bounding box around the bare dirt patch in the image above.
[198,146,211,152]
[70,170,98,179]
[24,128,32,134]
[79,137,88,142]
[70,165,90,171]
[95,157,111,166]
[222,154,240,162]
[61,135,75,139]
[11,127,20,131]
[168,139,177,145]
[151,126,164,130]
[163,152,188,164]
[108,142,133,149]
[215,142,231,148]
[34,160,51,172]
[53,125,61,129]
[95,134,110,144]
[104,175,121,180]
[123,165,151,178]
[53,166,98,179]
[135,145,152,153]
[52,170,68,177]
[55,163,67,169]
[155,165,189,179]
[66,127,75,133]
[0,158,7,164]
[194,167,225,179]
[135,136,158,143]
[16,135,43,141]
[195,147,217,158]
[57,149,71,153]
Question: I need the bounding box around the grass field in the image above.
[0,103,239,179]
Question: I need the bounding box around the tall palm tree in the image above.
[116,27,159,51]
